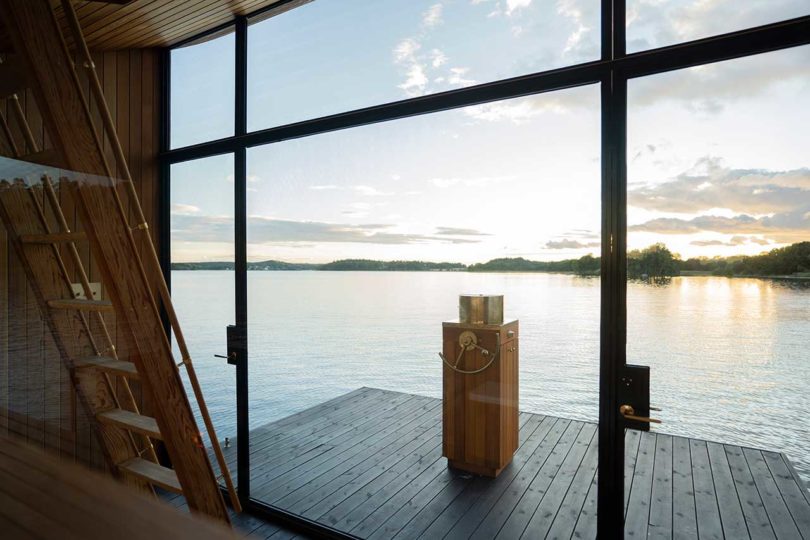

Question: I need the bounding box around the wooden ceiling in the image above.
[0,0,293,51]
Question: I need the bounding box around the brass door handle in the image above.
[620,404,662,424]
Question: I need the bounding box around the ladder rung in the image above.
[97,409,162,440]
[47,298,113,312]
[20,231,86,244]
[75,356,138,379]
[118,457,182,494]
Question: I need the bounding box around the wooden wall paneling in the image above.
[0,207,7,437]
[26,191,47,450]
[40,185,64,457]
[57,175,79,463]
[73,50,97,468]
[23,88,43,154]
[113,49,129,411]
[7,237,26,440]
[0,44,162,469]
[3,96,21,158]
[18,93,43,450]
[0,183,149,493]
[127,49,143,410]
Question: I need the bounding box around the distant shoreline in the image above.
[170,266,810,281]
[171,242,810,280]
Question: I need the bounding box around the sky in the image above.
[169,0,810,264]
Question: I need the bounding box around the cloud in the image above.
[430,175,514,188]
[463,87,593,122]
[399,63,428,96]
[545,238,601,249]
[558,0,594,55]
[630,213,810,244]
[309,185,395,197]
[352,185,393,196]
[435,227,491,236]
[690,236,771,247]
[423,3,443,27]
[393,39,420,63]
[393,37,428,97]
[448,67,476,87]
[171,214,485,246]
[627,1,809,53]
[629,157,810,215]
[629,45,810,114]
[430,49,448,68]
[171,203,200,214]
[562,228,600,239]
[506,0,532,15]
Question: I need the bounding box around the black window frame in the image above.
[158,1,810,537]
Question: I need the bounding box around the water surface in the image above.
[172,271,810,482]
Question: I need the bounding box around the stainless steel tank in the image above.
[458,294,503,325]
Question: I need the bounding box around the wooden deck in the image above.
[220,387,810,539]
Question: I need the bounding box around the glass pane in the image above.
[627,44,810,492]
[627,0,809,52]
[170,32,235,148]
[248,0,599,130]
[170,154,237,445]
[244,87,601,531]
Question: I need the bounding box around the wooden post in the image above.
[442,319,519,477]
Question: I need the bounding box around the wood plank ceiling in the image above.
[0,0,293,51]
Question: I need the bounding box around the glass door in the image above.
[169,153,239,483]
[622,46,810,538]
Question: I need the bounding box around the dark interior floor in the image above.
[158,489,312,539]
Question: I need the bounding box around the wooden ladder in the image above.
[0,0,239,523]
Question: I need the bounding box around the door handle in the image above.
[215,352,237,364]
[620,404,662,424]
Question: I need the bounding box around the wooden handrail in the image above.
[59,0,240,513]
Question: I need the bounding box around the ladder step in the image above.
[97,409,162,440]
[118,457,182,494]
[75,356,139,379]
[47,298,113,312]
[20,231,86,244]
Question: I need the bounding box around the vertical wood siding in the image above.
[0,48,162,469]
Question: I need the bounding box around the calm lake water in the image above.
[172,271,810,483]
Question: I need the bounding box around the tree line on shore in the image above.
[171,241,810,279]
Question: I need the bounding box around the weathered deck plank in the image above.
[227,388,810,539]
[725,445,774,540]
[672,436,698,540]
[707,441,749,538]
[649,434,674,539]
[762,451,810,536]
[742,448,803,539]
[625,430,656,537]
[691,439,725,540]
